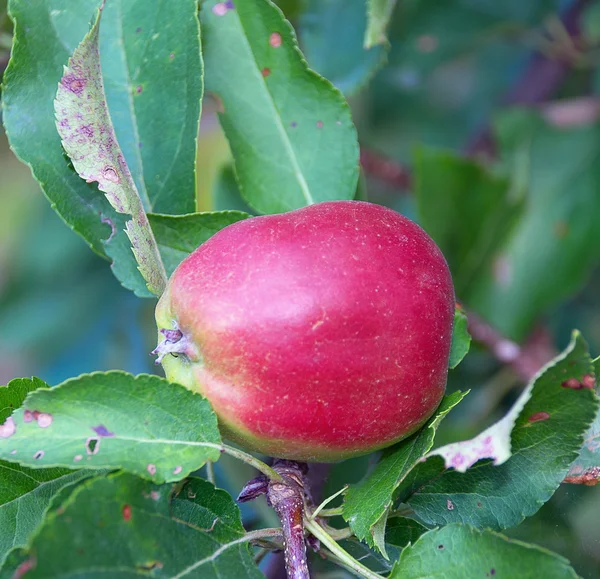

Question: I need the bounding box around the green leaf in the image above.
[467,110,600,340]
[397,332,599,529]
[299,0,387,95]
[6,473,263,578]
[0,372,221,483]
[171,477,248,539]
[415,147,523,299]
[564,357,600,485]
[343,391,467,554]
[364,0,397,48]
[0,378,93,565]
[449,306,471,369]
[0,378,47,424]
[55,5,167,296]
[3,0,202,298]
[200,0,359,215]
[99,0,201,215]
[0,465,90,565]
[390,524,578,579]
[149,211,251,277]
[385,517,428,549]
[3,0,114,258]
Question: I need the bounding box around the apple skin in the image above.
[155,201,455,462]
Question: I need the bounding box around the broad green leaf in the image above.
[390,524,578,579]
[55,6,167,296]
[564,357,600,485]
[365,0,397,48]
[3,0,113,259]
[6,473,263,578]
[0,378,92,565]
[99,0,201,215]
[149,211,251,277]
[343,391,467,554]
[468,110,600,340]
[0,372,221,483]
[300,0,387,95]
[415,147,523,299]
[396,332,599,529]
[0,465,90,565]
[201,0,359,215]
[3,0,202,297]
[449,306,471,369]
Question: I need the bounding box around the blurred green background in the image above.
[2,0,600,576]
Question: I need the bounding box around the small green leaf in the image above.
[299,0,387,95]
[55,6,167,295]
[5,473,263,578]
[171,477,247,539]
[0,372,221,483]
[0,378,47,424]
[390,524,578,579]
[415,147,523,299]
[201,0,359,215]
[397,332,599,529]
[149,211,251,277]
[449,306,471,369]
[364,0,398,48]
[343,391,467,553]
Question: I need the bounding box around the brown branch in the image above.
[239,460,311,579]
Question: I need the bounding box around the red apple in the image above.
[154,201,455,461]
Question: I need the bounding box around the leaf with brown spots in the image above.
[54,6,167,296]
[564,356,600,486]
[0,372,221,483]
[0,377,91,565]
[394,331,599,531]
[390,524,578,579]
[200,0,359,215]
[1,474,264,578]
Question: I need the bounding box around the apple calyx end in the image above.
[152,327,195,365]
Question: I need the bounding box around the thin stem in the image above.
[246,528,284,542]
[315,506,344,518]
[206,461,216,485]
[309,485,348,520]
[216,444,284,482]
[320,547,381,579]
[305,519,381,579]
[323,526,354,541]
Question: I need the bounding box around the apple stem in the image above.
[239,460,312,579]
